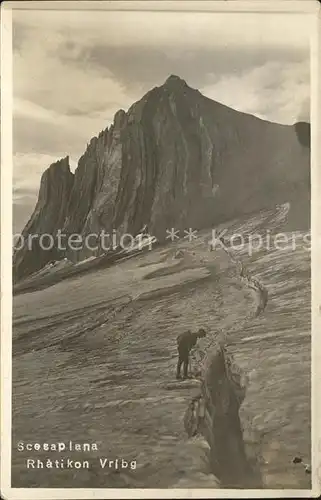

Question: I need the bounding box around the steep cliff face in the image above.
[70,74,310,247]
[63,110,126,236]
[13,75,310,279]
[13,157,74,282]
[113,75,310,239]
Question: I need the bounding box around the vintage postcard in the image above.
[1,0,321,498]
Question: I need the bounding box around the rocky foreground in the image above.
[12,206,310,490]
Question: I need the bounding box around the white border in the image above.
[1,1,320,499]
[311,1,321,498]
[1,3,13,499]
[1,0,319,13]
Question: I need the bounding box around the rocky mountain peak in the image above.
[46,155,72,174]
[39,156,73,203]
[161,75,195,99]
[164,74,188,87]
[13,77,310,282]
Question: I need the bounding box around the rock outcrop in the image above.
[13,157,74,281]
[200,344,261,487]
[13,75,310,281]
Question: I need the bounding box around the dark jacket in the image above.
[177,331,198,355]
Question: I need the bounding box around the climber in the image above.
[176,328,207,380]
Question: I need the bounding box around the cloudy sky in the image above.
[12,7,312,233]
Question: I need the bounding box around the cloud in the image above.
[13,94,128,161]
[70,44,307,97]
[13,199,36,235]
[13,9,312,50]
[12,151,79,233]
[13,33,135,117]
[12,24,137,165]
[13,152,69,191]
[200,59,310,124]
[12,152,55,233]
[13,106,90,157]
[13,9,311,109]
[296,97,310,122]
[13,152,77,203]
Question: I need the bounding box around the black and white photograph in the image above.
[1,0,321,498]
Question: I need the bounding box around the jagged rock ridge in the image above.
[13,75,310,281]
[13,157,74,279]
